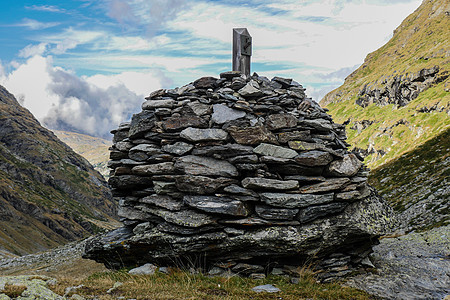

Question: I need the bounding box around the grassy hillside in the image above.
[0,85,119,256]
[53,130,110,179]
[322,0,449,169]
[368,127,449,231]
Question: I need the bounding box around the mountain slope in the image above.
[0,85,119,256]
[368,127,449,231]
[322,0,449,169]
[53,130,110,179]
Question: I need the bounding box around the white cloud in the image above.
[0,55,169,138]
[40,28,104,54]
[17,18,60,30]
[25,5,66,13]
[18,43,48,58]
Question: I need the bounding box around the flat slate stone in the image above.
[223,184,259,196]
[241,177,299,190]
[253,143,298,159]
[184,195,250,216]
[294,150,333,166]
[187,101,211,116]
[238,81,263,97]
[297,202,348,223]
[156,222,222,235]
[277,130,311,143]
[228,126,278,145]
[129,110,156,139]
[260,192,334,208]
[327,154,362,177]
[220,71,242,80]
[140,206,216,227]
[162,116,207,131]
[265,113,297,130]
[142,99,175,109]
[175,176,236,194]
[194,76,218,89]
[288,141,323,151]
[162,142,193,155]
[180,127,229,142]
[252,284,281,293]
[212,104,246,124]
[255,204,299,220]
[175,155,238,177]
[132,162,175,175]
[299,178,351,193]
[140,195,185,211]
[219,217,299,226]
[192,144,254,158]
[299,119,333,131]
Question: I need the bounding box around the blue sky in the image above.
[0,0,422,138]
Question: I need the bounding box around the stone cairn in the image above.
[84,72,392,281]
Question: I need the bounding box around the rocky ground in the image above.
[1,226,449,299]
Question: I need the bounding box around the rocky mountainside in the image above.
[0,85,119,257]
[53,130,110,179]
[369,127,449,231]
[322,0,449,169]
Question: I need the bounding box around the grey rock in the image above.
[157,222,221,235]
[212,104,246,124]
[252,284,281,293]
[187,101,212,116]
[260,192,334,208]
[327,154,362,177]
[175,155,238,177]
[219,217,300,226]
[162,116,208,131]
[140,207,216,227]
[241,177,299,190]
[142,99,175,109]
[255,204,299,220]
[277,130,311,143]
[180,127,228,142]
[192,144,254,159]
[299,178,351,193]
[294,150,333,166]
[184,195,250,216]
[232,263,264,274]
[175,176,236,194]
[132,162,175,175]
[140,195,184,211]
[238,81,263,97]
[297,202,348,223]
[129,263,157,275]
[227,126,278,145]
[253,143,298,158]
[265,113,297,130]
[133,222,154,235]
[299,119,333,132]
[129,110,155,139]
[162,142,193,156]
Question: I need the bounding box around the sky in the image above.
[0,0,422,138]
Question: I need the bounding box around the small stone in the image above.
[327,154,362,177]
[255,204,299,220]
[162,142,193,155]
[184,195,250,216]
[187,101,211,116]
[175,155,238,177]
[129,110,156,139]
[142,99,175,109]
[140,195,184,211]
[260,192,334,208]
[238,81,263,97]
[227,126,278,145]
[288,141,323,151]
[297,202,348,223]
[265,113,298,130]
[278,130,311,143]
[253,143,298,158]
[252,284,281,293]
[299,178,351,193]
[175,176,236,194]
[294,150,333,166]
[250,273,266,279]
[129,263,157,275]
[141,207,216,227]
[212,104,246,124]
[180,127,228,142]
[299,119,333,132]
[220,71,242,80]
[242,177,299,190]
[232,263,264,274]
[193,76,218,89]
[162,116,207,131]
[132,162,175,175]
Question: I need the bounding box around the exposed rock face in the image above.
[84,72,393,279]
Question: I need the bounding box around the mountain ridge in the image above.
[321,0,449,169]
[0,84,119,256]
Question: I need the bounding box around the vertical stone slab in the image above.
[233,28,252,76]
